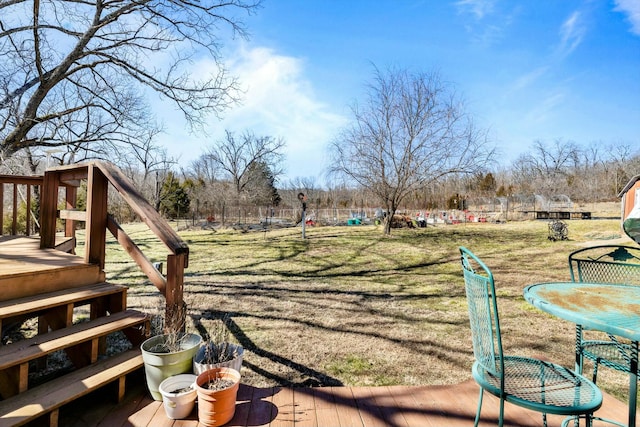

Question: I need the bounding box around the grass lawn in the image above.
[95,211,635,403]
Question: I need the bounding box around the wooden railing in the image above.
[3,161,188,331]
[0,175,44,236]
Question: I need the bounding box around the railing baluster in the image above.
[26,184,31,236]
[12,183,17,235]
[0,183,3,233]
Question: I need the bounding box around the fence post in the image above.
[298,192,307,239]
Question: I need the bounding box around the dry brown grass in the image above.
[101,203,636,404]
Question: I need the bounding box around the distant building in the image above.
[619,175,640,245]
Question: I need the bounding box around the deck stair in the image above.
[1,163,188,426]
[0,273,150,427]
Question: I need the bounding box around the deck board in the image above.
[55,369,634,427]
[270,387,296,427]
[231,382,255,427]
[385,385,434,427]
[0,236,101,301]
[330,387,363,427]
[292,388,317,427]
[350,386,386,427]
[0,236,81,272]
[244,387,274,427]
[312,387,341,427]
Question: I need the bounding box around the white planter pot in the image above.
[193,343,244,375]
[159,374,197,419]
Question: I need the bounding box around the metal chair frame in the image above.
[460,247,602,427]
[568,245,640,402]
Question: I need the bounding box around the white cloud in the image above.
[510,66,550,93]
[558,10,586,57]
[455,0,496,20]
[614,0,640,35]
[525,90,566,125]
[455,0,509,48]
[178,45,348,181]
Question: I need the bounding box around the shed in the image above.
[619,174,640,244]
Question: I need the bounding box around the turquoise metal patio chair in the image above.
[460,247,602,427]
[568,244,640,384]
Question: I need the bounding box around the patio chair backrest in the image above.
[569,244,640,285]
[460,247,503,379]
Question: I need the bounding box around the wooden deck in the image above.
[56,370,634,427]
[0,236,83,272]
[0,236,102,301]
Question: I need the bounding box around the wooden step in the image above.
[0,310,148,370]
[0,349,144,427]
[0,310,149,399]
[0,263,103,302]
[0,282,128,338]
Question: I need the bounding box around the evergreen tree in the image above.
[159,172,191,218]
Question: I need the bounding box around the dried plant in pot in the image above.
[195,367,241,427]
[193,317,243,375]
[158,374,197,419]
[141,302,202,400]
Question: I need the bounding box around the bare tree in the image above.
[187,151,231,222]
[329,66,494,234]
[190,153,222,186]
[205,129,285,198]
[511,139,581,198]
[284,176,318,205]
[0,0,259,158]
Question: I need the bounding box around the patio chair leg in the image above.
[592,359,600,383]
[561,414,595,427]
[474,388,484,427]
[575,325,584,374]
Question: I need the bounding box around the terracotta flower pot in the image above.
[195,367,240,427]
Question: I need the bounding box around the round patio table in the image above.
[524,282,639,427]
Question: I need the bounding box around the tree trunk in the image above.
[383,207,396,235]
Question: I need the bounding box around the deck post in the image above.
[85,165,108,268]
[40,170,60,249]
[165,253,186,333]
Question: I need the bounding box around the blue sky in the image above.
[157,0,640,183]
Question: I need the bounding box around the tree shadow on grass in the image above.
[191,310,344,387]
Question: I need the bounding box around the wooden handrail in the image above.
[94,162,189,259]
[42,162,188,331]
[94,162,188,331]
[106,215,167,294]
[4,162,188,331]
[0,175,43,185]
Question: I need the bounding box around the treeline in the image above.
[1,138,638,226]
[125,139,640,224]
